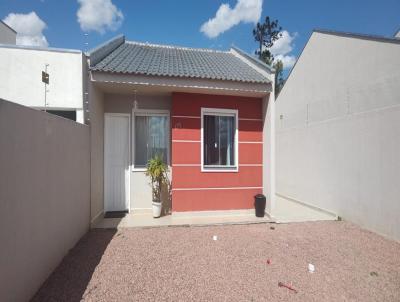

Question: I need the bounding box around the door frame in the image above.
[104,113,131,213]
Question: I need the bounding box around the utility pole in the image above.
[42,63,49,111]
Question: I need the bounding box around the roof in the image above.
[0,20,17,34]
[314,29,400,44]
[90,38,270,84]
[231,46,275,73]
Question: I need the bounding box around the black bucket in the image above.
[254,194,266,217]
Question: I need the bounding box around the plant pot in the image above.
[152,201,162,218]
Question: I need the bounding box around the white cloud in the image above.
[3,12,48,47]
[269,30,297,69]
[77,0,123,33]
[201,0,262,38]
[274,54,296,69]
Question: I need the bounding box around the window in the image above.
[133,110,169,169]
[201,108,238,172]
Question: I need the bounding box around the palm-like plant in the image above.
[145,155,168,203]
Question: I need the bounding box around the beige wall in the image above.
[104,93,171,211]
[0,99,90,302]
[89,83,105,223]
[276,32,400,241]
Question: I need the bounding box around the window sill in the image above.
[131,167,147,172]
[201,166,239,173]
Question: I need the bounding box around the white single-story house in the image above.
[0,21,85,123]
[276,29,400,241]
[86,35,276,224]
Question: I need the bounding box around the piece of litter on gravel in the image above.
[266,259,271,265]
[270,226,275,230]
[370,271,378,277]
[308,263,315,273]
[213,235,218,241]
[278,282,298,294]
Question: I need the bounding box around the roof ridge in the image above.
[125,40,230,54]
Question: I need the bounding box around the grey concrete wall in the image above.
[276,32,400,241]
[104,93,171,211]
[0,99,90,301]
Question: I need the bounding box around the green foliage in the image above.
[253,16,286,96]
[273,60,285,96]
[145,155,168,203]
[253,16,282,64]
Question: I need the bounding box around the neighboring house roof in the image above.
[90,37,270,84]
[0,20,17,34]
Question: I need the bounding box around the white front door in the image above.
[104,114,130,212]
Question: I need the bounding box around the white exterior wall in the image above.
[0,46,84,121]
[0,21,16,44]
[276,32,400,241]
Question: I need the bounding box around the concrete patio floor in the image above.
[273,195,337,223]
[93,196,337,229]
[93,209,271,229]
[33,221,400,301]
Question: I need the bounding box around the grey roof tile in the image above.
[91,41,270,84]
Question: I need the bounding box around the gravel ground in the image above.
[32,221,400,302]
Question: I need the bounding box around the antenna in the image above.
[84,33,89,52]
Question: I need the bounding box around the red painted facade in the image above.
[171,92,264,212]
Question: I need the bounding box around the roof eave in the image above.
[90,70,272,94]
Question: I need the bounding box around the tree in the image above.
[273,60,285,96]
[253,16,282,64]
[253,16,285,95]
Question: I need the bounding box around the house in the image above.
[0,44,85,123]
[276,29,400,241]
[0,20,16,45]
[86,35,275,223]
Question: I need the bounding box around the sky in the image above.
[1,0,399,76]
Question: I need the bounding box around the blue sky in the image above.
[1,0,399,74]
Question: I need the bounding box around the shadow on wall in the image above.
[31,228,118,302]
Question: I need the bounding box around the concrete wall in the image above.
[276,32,400,241]
[103,93,171,211]
[0,46,84,121]
[0,99,90,301]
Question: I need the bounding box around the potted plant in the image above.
[146,155,168,218]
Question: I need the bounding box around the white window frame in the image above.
[132,109,170,172]
[201,107,239,173]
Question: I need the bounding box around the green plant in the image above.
[145,155,168,203]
